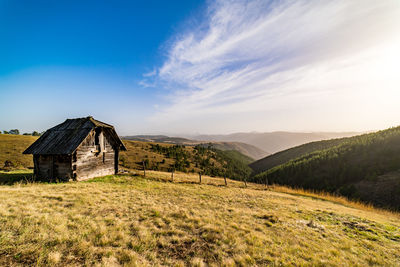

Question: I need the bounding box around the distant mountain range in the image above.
[186,132,363,154]
[122,132,366,160]
[121,135,268,160]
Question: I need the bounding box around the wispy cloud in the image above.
[146,0,400,133]
[143,68,157,77]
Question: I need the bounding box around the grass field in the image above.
[0,134,38,168]
[0,170,399,266]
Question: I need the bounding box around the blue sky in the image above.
[0,0,203,134]
[1,0,400,135]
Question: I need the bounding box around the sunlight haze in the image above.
[1,0,399,135]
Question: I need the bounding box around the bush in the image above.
[9,129,20,135]
[2,160,15,170]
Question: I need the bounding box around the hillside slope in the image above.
[0,134,252,181]
[121,142,253,180]
[0,173,399,266]
[122,135,268,160]
[0,134,38,168]
[249,136,357,175]
[206,142,268,160]
[253,126,400,209]
[192,131,361,154]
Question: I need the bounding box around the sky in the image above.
[1,0,400,135]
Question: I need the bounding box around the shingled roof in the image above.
[23,117,126,155]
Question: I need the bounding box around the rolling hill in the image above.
[252,126,400,210]
[1,134,400,265]
[0,134,252,182]
[122,135,268,160]
[190,131,361,154]
[0,134,38,169]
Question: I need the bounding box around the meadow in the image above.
[1,134,400,266]
[0,134,37,168]
[0,170,399,266]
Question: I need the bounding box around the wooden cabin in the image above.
[23,117,126,181]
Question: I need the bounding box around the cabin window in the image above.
[95,128,103,152]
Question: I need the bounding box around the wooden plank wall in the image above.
[35,154,72,180]
[74,129,115,181]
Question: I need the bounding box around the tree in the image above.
[32,131,41,136]
[3,131,9,134]
[9,129,19,135]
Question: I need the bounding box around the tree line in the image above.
[1,129,42,136]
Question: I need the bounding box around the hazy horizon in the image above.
[122,130,368,138]
[1,0,399,135]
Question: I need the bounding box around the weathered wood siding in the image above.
[34,154,72,181]
[74,129,116,181]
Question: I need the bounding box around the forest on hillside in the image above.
[249,137,354,175]
[252,126,400,209]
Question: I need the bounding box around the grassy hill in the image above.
[120,141,252,180]
[253,126,400,209]
[0,134,38,168]
[0,134,252,181]
[122,135,268,160]
[0,171,399,266]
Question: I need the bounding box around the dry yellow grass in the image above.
[270,185,400,219]
[132,169,249,187]
[129,170,400,218]
[0,134,37,168]
[0,171,399,266]
[119,141,177,171]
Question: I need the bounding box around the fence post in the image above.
[171,169,174,182]
[224,174,227,186]
[199,172,202,184]
[142,160,146,177]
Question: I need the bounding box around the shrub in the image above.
[9,129,20,135]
